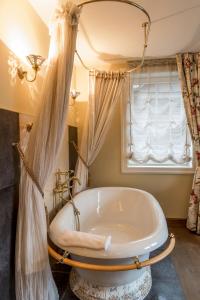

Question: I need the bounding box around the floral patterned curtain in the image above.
[176,53,200,234]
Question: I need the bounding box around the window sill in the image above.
[121,165,195,175]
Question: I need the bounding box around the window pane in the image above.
[126,65,193,168]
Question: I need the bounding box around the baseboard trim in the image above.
[167,218,186,221]
[167,218,186,227]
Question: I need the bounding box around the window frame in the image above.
[120,80,195,175]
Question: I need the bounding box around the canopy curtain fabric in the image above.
[15,2,80,300]
[176,53,200,234]
[74,71,126,193]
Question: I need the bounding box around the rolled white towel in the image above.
[53,229,112,251]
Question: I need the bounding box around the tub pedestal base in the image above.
[70,267,152,300]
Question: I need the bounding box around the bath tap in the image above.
[52,170,81,231]
[70,176,81,186]
[54,170,80,191]
[67,176,81,202]
[53,170,81,211]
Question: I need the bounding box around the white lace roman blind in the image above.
[126,63,193,168]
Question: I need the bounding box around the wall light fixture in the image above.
[17,54,45,82]
[70,89,80,105]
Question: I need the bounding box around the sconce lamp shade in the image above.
[17,54,45,82]
[70,89,80,100]
[69,89,80,106]
[26,54,45,70]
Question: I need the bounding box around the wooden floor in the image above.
[168,220,200,300]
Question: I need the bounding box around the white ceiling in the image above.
[28,0,200,66]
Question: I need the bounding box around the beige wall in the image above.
[89,102,193,219]
[0,0,49,115]
[0,0,77,212]
[75,66,193,219]
[0,0,77,122]
[0,0,49,62]
[0,0,193,218]
[0,39,44,116]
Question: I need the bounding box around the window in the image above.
[121,63,194,173]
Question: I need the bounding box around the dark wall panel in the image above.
[0,109,19,300]
[0,186,18,300]
[0,109,19,190]
[68,126,78,172]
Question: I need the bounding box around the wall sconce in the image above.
[70,89,80,105]
[17,54,45,82]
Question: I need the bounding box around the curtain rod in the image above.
[75,0,151,73]
[77,0,151,22]
[127,57,177,68]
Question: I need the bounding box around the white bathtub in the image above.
[50,187,168,300]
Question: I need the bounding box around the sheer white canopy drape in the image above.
[74,71,126,193]
[15,2,80,300]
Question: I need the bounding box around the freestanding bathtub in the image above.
[49,187,169,300]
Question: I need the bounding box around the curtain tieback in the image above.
[71,141,89,169]
[12,142,44,198]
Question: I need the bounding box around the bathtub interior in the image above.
[50,187,168,258]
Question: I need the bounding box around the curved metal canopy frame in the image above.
[48,234,175,271]
[76,0,151,72]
